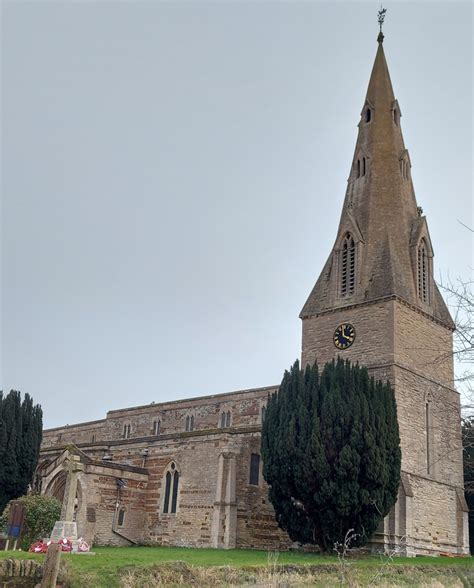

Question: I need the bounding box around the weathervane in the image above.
[377,5,387,42]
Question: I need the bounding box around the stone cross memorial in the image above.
[49,455,84,547]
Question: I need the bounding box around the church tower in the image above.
[300,32,469,555]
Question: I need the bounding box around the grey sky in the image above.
[1,1,472,429]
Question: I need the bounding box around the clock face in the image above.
[333,323,356,350]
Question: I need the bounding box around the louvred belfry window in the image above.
[340,233,356,297]
[417,239,428,302]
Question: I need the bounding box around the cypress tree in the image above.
[462,417,474,553]
[261,358,401,551]
[0,391,43,513]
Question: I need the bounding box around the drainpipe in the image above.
[112,478,138,545]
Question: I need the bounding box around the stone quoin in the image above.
[35,29,469,555]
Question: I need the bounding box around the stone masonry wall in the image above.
[234,433,292,549]
[394,301,454,386]
[42,386,275,449]
[40,384,292,551]
[393,366,463,487]
[301,298,395,370]
[409,475,463,554]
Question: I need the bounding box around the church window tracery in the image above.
[162,461,179,514]
[417,239,429,303]
[340,233,356,297]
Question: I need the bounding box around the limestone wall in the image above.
[394,301,454,386]
[301,298,395,370]
[393,366,463,486]
[408,475,468,554]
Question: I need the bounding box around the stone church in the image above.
[36,32,469,556]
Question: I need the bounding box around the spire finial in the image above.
[377,5,387,43]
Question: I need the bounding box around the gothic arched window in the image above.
[122,423,131,439]
[219,411,231,428]
[365,108,371,122]
[417,239,429,303]
[152,420,161,436]
[185,415,194,432]
[162,462,180,514]
[340,233,356,297]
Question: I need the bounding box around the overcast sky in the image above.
[1,1,472,429]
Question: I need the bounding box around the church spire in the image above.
[300,29,453,328]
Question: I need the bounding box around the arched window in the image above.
[356,159,361,178]
[117,507,126,527]
[393,108,398,125]
[162,462,179,514]
[185,415,194,432]
[122,423,131,439]
[249,453,260,485]
[91,434,96,443]
[261,405,266,424]
[417,239,428,302]
[362,157,366,176]
[152,420,161,436]
[365,108,371,122]
[219,411,231,428]
[340,233,356,297]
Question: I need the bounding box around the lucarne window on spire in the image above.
[417,239,429,303]
[365,108,371,122]
[340,233,356,297]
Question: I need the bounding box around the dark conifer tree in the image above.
[0,391,43,513]
[462,416,474,554]
[261,358,401,551]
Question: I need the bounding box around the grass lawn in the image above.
[0,546,472,587]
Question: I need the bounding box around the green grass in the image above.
[0,546,472,587]
[0,545,470,567]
